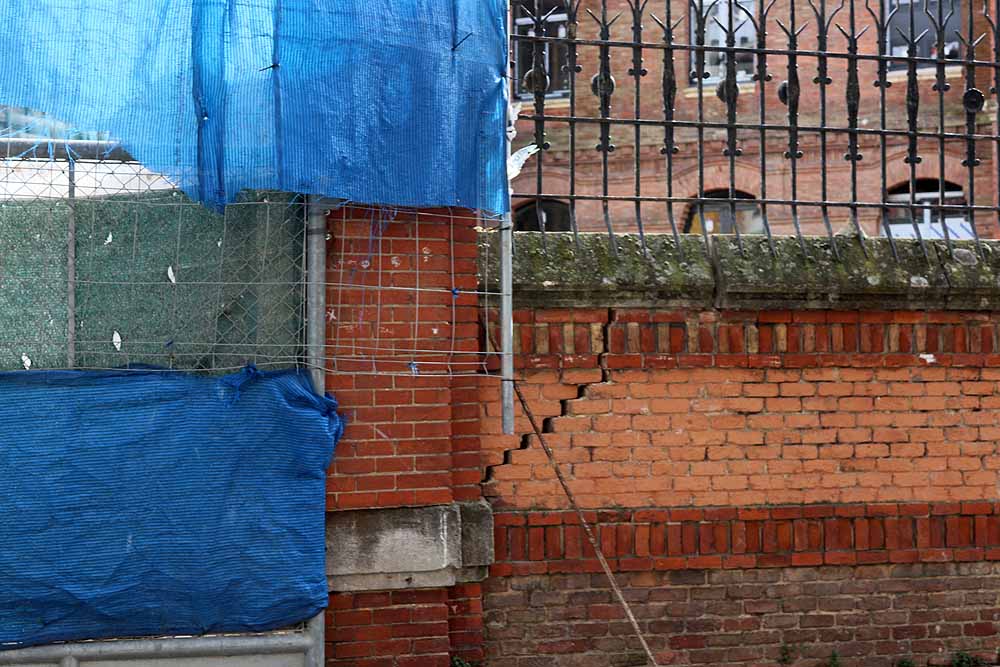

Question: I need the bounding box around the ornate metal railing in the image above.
[509,0,1000,260]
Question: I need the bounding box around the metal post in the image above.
[304,613,325,667]
[0,633,314,663]
[501,3,515,436]
[304,195,328,667]
[306,196,327,393]
[501,213,514,436]
[67,158,76,368]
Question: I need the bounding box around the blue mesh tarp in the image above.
[0,366,341,649]
[0,1,509,213]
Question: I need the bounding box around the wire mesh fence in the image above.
[0,113,307,373]
[325,206,499,379]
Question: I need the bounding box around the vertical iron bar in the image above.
[777,5,808,256]
[692,0,712,254]
[589,0,621,253]
[838,3,867,255]
[961,0,985,254]
[652,4,683,253]
[720,0,745,254]
[928,0,955,255]
[992,0,1000,241]
[867,0,900,258]
[629,0,649,252]
[530,0,551,240]
[749,0,776,255]
[902,2,930,258]
[808,0,843,255]
[565,0,582,248]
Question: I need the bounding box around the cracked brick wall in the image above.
[481,305,1000,666]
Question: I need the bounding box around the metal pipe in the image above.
[0,138,132,162]
[304,613,325,667]
[0,632,313,663]
[501,3,515,437]
[304,196,329,667]
[501,212,514,436]
[306,197,328,394]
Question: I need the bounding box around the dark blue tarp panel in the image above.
[0,1,509,213]
[0,366,341,649]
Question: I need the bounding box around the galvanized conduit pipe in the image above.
[501,213,514,436]
[305,195,329,667]
[501,3,515,436]
[67,159,76,368]
[0,633,315,664]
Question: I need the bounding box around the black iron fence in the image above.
[509,0,1000,260]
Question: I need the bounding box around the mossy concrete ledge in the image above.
[479,232,1000,310]
[478,232,714,308]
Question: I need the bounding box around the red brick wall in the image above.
[482,306,1000,666]
[327,590,452,666]
[325,207,482,511]
[318,204,1000,666]
[492,504,1000,574]
[323,208,486,665]
[485,561,1000,667]
[484,308,1000,510]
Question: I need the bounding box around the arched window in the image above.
[514,199,572,232]
[884,179,972,240]
[684,190,763,235]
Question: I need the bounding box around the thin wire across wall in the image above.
[325,205,503,379]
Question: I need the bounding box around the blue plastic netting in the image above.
[0,0,509,213]
[0,366,341,649]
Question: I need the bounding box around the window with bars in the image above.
[884,179,973,240]
[690,0,757,84]
[514,198,573,231]
[685,191,764,235]
[512,0,572,99]
[885,0,962,69]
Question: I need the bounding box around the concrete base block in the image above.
[326,501,494,592]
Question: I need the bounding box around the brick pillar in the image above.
[323,207,490,666]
